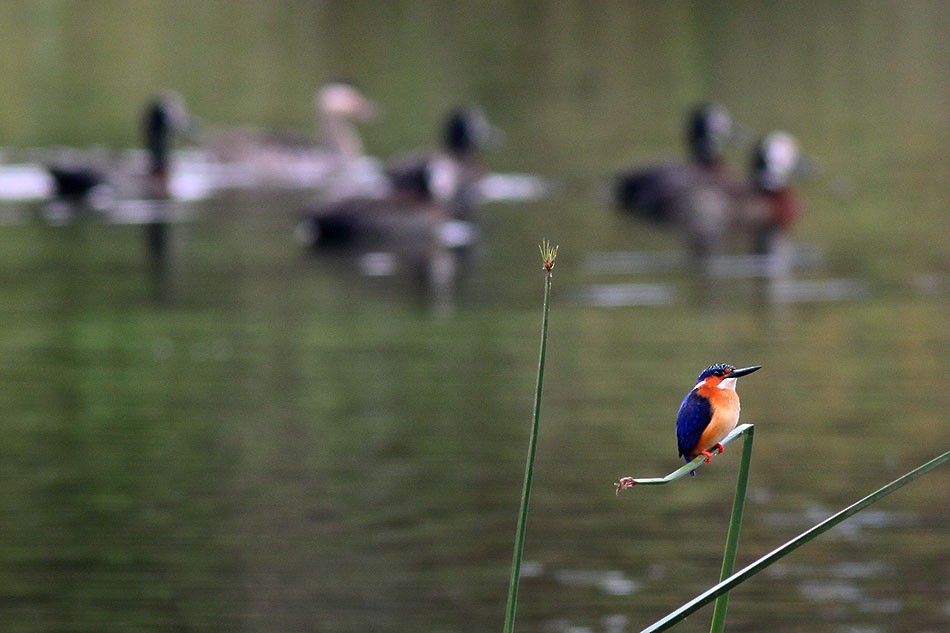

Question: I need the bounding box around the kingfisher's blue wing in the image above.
[676,390,712,458]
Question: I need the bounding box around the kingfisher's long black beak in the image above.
[730,365,762,378]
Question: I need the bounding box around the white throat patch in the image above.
[696,376,739,391]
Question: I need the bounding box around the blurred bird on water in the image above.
[294,106,496,308]
[676,363,761,475]
[612,103,810,275]
[675,130,808,275]
[613,103,744,226]
[746,131,804,259]
[385,105,500,220]
[296,105,497,253]
[295,145,477,254]
[203,81,383,193]
[45,91,192,208]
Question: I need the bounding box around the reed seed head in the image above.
[539,240,559,272]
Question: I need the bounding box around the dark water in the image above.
[0,2,947,632]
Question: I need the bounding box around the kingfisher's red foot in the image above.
[615,477,637,494]
[714,442,725,455]
[699,449,715,464]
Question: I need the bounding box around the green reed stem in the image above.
[503,242,557,633]
[709,425,755,633]
[617,424,753,489]
[641,449,949,632]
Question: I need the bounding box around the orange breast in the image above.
[691,386,741,456]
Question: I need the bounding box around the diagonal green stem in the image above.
[503,268,553,633]
[641,449,950,632]
[709,425,755,632]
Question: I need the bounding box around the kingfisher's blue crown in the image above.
[697,363,736,381]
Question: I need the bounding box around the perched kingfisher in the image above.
[676,363,761,473]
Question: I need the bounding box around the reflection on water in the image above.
[769,561,906,623]
[763,506,917,543]
[0,198,944,633]
[0,2,947,633]
[569,282,677,307]
[553,568,641,597]
[583,246,824,276]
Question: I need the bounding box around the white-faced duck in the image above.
[744,131,805,256]
[612,105,809,274]
[675,131,808,275]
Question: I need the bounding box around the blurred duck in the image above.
[392,106,551,205]
[611,104,810,274]
[296,152,475,253]
[673,131,806,273]
[45,91,191,207]
[204,82,382,191]
[613,103,744,225]
[296,150,478,304]
[745,131,804,260]
[384,105,499,219]
[296,106,498,254]
[317,82,380,166]
[142,91,191,197]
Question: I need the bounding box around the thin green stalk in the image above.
[641,449,949,632]
[503,241,558,633]
[709,425,755,633]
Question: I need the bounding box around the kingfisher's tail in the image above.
[686,455,697,477]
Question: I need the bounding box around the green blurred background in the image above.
[0,2,946,632]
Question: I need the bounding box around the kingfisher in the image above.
[676,363,761,473]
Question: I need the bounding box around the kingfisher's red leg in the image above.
[714,442,725,455]
[699,449,714,463]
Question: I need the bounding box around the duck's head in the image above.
[316,82,380,123]
[443,106,501,157]
[752,132,803,192]
[157,90,190,131]
[143,90,195,176]
[144,90,193,139]
[686,103,736,167]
